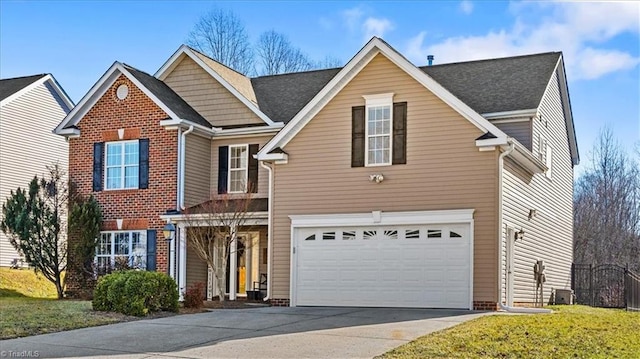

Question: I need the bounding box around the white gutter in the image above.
[483,108,538,120]
[160,118,219,136]
[497,141,551,314]
[260,160,274,302]
[214,124,284,137]
[178,125,195,210]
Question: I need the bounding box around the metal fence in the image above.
[572,263,640,311]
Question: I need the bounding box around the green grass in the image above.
[380,305,640,359]
[0,267,128,339]
[0,267,58,298]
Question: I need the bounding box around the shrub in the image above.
[184,282,206,308]
[92,270,179,316]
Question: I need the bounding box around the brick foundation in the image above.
[269,298,290,307]
[473,301,498,311]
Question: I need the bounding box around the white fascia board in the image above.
[55,62,183,136]
[505,141,547,174]
[213,123,284,138]
[482,109,538,120]
[259,37,509,157]
[156,46,276,127]
[160,211,269,226]
[555,56,580,166]
[289,209,475,228]
[55,127,80,137]
[54,62,122,135]
[159,119,217,137]
[476,137,508,147]
[257,152,288,163]
[46,75,75,111]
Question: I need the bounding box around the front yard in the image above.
[380,305,640,358]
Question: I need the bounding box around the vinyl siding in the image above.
[211,134,274,199]
[494,120,532,150]
[0,82,70,267]
[502,69,574,304]
[184,134,212,207]
[186,243,208,295]
[271,54,499,301]
[163,56,263,127]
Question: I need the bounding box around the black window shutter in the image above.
[392,102,407,165]
[139,139,149,189]
[146,229,157,271]
[351,106,365,167]
[218,146,229,194]
[248,144,259,193]
[92,142,104,191]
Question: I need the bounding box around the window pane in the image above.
[124,142,139,165]
[106,168,121,189]
[98,233,111,255]
[131,232,146,269]
[124,166,139,188]
[368,108,375,120]
[114,233,130,255]
[382,148,390,164]
[230,170,246,192]
[383,107,390,119]
[383,118,390,133]
[106,144,122,166]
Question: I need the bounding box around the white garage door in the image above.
[292,221,472,309]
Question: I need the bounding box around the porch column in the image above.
[178,223,187,301]
[229,228,237,300]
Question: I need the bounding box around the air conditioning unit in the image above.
[554,289,573,305]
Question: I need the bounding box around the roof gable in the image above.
[258,37,509,158]
[1,74,74,110]
[54,62,208,136]
[155,45,279,127]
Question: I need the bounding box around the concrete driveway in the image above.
[2,306,488,359]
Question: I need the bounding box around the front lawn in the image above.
[380,305,640,359]
[0,297,129,339]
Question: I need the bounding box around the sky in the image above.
[1,1,638,173]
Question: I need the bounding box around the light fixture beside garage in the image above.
[368,174,384,183]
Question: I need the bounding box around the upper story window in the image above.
[229,144,248,193]
[364,94,393,166]
[105,140,139,190]
[352,94,406,168]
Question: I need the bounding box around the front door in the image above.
[225,233,260,297]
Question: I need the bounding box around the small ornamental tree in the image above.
[1,164,68,299]
[68,194,103,296]
[183,193,256,302]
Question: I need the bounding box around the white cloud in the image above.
[406,1,640,80]
[341,6,394,43]
[363,17,393,40]
[460,1,474,15]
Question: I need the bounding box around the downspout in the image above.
[179,125,195,209]
[497,141,551,313]
[260,160,274,301]
[170,127,182,280]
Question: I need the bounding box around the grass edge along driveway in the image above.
[379,305,640,359]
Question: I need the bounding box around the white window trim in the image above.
[104,139,139,190]
[545,144,553,179]
[363,93,394,167]
[96,230,147,269]
[228,144,249,193]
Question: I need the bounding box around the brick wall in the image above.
[473,300,498,311]
[67,74,178,295]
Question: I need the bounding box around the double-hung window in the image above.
[364,94,393,166]
[229,144,248,193]
[105,140,139,190]
[96,230,147,270]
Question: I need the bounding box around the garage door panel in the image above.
[295,223,471,309]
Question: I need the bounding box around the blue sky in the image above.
[1,1,638,171]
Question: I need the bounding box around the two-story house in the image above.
[56,37,577,310]
[1,74,73,267]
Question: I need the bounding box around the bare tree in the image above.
[255,30,313,75]
[182,193,257,301]
[312,55,342,69]
[187,8,254,75]
[574,128,640,272]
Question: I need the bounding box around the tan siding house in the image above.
[0,74,72,267]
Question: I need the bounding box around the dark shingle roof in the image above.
[247,52,560,123]
[0,74,47,102]
[251,68,341,123]
[123,64,211,128]
[421,52,561,114]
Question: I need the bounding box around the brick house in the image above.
[56,37,578,309]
